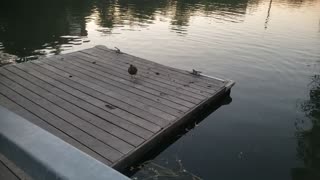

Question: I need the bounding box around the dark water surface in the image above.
[1,0,320,179]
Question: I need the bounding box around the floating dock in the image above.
[0,153,32,180]
[0,45,234,177]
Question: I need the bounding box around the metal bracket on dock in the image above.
[198,73,235,92]
[224,80,236,91]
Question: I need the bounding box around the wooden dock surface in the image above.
[0,46,234,172]
[0,153,32,180]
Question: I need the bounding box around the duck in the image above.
[128,64,138,79]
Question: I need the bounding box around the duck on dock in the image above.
[128,64,138,79]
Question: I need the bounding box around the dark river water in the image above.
[1,0,320,179]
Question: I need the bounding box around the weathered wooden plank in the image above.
[0,76,134,154]
[46,57,177,121]
[75,51,203,104]
[63,52,197,107]
[23,62,162,133]
[78,49,214,97]
[36,60,172,126]
[1,68,144,147]
[95,45,225,85]
[13,64,155,139]
[77,50,207,101]
[83,49,219,95]
[93,46,225,91]
[56,58,184,117]
[54,55,186,115]
[0,158,19,180]
[0,75,133,155]
[34,63,169,127]
[5,66,145,146]
[58,54,190,113]
[0,153,32,180]
[0,94,112,166]
[68,51,208,102]
[33,61,166,128]
[0,84,121,163]
[42,59,175,124]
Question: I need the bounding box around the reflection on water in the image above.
[1,0,320,179]
[0,0,93,59]
[264,0,272,29]
[0,0,318,60]
[0,0,318,61]
[0,0,251,60]
[293,74,320,180]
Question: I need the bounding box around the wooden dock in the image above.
[0,152,32,180]
[0,45,234,173]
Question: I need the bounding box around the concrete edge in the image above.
[0,105,129,180]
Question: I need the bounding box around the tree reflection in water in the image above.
[0,0,250,60]
[293,74,320,180]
